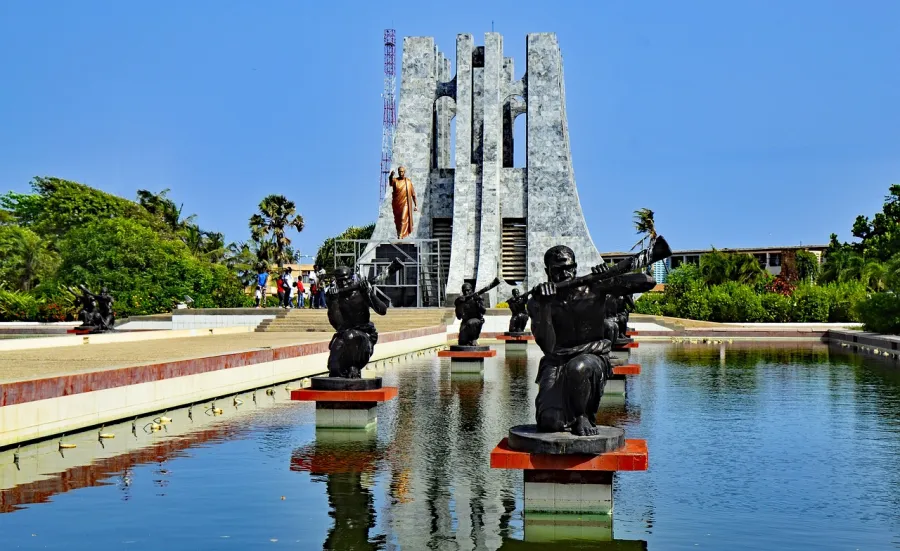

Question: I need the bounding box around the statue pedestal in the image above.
[498,332,534,351]
[611,339,638,353]
[291,377,398,429]
[605,364,641,397]
[438,345,496,373]
[491,426,648,515]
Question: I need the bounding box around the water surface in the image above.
[1,342,898,550]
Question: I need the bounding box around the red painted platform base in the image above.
[606,364,640,396]
[612,342,639,352]
[612,364,641,376]
[291,387,398,429]
[437,349,497,359]
[625,330,638,337]
[491,438,648,514]
[496,335,535,342]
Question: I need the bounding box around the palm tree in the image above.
[632,208,657,251]
[201,231,227,264]
[226,241,260,287]
[699,248,730,285]
[727,253,765,285]
[137,189,196,231]
[249,195,305,268]
[181,225,204,256]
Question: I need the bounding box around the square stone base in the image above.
[315,402,377,429]
[599,393,626,407]
[604,378,626,396]
[450,359,484,373]
[524,470,613,514]
[505,342,528,351]
[523,513,612,543]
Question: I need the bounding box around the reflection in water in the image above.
[290,429,385,550]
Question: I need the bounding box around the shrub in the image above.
[669,280,712,320]
[634,292,665,316]
[792,284,830,322]
[0,288,42,321]
[759,293,793,322]
[855,292,900,334]
[823,280,867,322]
[707,282,765,322]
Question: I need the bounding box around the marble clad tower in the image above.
[363,32,601,306]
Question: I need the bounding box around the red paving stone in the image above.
[490,438,648,471]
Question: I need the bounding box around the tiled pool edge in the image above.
[0,325,446,448]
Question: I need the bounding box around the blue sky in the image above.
[1,1,898,258]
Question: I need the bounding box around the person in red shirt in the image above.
[276,276,284,308]
[296,280,306,308]
[310,281,318,309]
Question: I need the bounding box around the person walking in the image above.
[282,267,294,309]
[256,268,269,308]
[309,280,318,309]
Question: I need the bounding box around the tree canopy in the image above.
[315,223,376,273]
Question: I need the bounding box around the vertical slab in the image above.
[446,34,477,302]
[525,33,602,292]
[502,57,515,168]
[476,32,504,306]
[362,37,437,254]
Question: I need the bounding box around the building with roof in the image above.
[599,245,829,284]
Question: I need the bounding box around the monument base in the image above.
[315,402,377,429]
[499,332,534,351]
[612,341,638,353]
[491,437,648,515]
[291,378,398,430]
[525,470,613,514]
[605,364,641,396]
[438,345,497,367]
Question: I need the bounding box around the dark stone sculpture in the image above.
[616,294,635,339]
[506,288,529,334]
[454,283,485,346]
[526,237,671,437]
[325,266,389,378]
[453,277,500,346]
[66,285,115,332]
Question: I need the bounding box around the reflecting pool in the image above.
[1,342,899,550]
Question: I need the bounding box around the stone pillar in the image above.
[525,33,601,291]
[475,32,503,306]
[446,34,476,303]
[524,470,614,514]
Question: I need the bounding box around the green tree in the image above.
[315,223,376,272]
[632,208,657,250]
[58,218,244,316]
[1,177,158,237]
[249,195,305,268]
[0,226,59,291]
[136,188,195,232]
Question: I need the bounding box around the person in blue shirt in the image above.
[256,268,269,308]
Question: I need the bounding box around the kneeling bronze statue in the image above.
[507,288,529,333]
[325,266,390,378]
[527,237,671,436]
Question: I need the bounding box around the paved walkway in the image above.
[0,332,332,383]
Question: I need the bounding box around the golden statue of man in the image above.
[390,166,418,239]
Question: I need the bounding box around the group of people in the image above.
[254,267,329,309]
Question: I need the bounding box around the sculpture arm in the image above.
[410,180,418,208]
[476,296,486,316]
[326,296,344,330]
[454,297,465,320]
[624,295,635,310]
[527,297,556,355]
[365,283,389,316]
